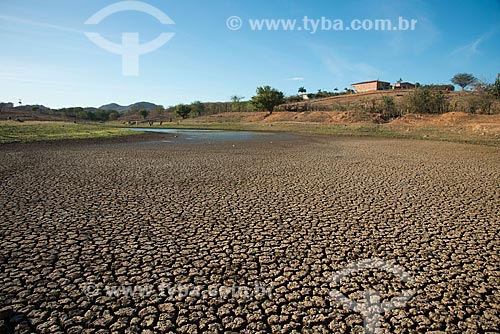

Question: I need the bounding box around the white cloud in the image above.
[287,77,304,81]
[449,31,495,59]
[310,45,382,83]
[0,14,82,34]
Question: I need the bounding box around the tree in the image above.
[95,109,111,121]
[451,73,477,91]
[109,111,120,121]
[251,86,285,114]
[139,109,149,119]
[190,101,205,117]
[492,75,500,99]
[230,95,244,112]
[230,95,244,103]
[175,104,192,119]
[298,87,306,94]
[152,105,165,117]
[77,110,89,119]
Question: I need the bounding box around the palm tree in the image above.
[230,95,244,112]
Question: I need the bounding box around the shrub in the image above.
[402,89,449,114]
[464,93,494,114]
[380,96,400,120]
[420,84,455,92]
[491,77,500,99]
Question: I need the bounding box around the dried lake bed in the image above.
[0,134,499,333]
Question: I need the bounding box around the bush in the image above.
[491,77,500,99]
[450,91,499,114]
[419,84,455,91]
[464,94,494,114]
[380,96,400,120]
[402,89,449,114]
[285,95,303,103]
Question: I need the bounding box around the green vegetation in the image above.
[448,77,500,115]
[189,101,205,117]
[251,86,285,113]
[402,89,449,114]
[175,104,192,119]
[57,107,120,121]
[230,95,245,112]
[451,73,477,91]
[492,76,500,99]
[419,84,455,91]
[4,75,500,147]
[380,96,400,120]
[0,121,134,144]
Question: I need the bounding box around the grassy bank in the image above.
[0,121,135,144]
[2,118,499,147]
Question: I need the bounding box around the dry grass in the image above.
[0,121,134,144]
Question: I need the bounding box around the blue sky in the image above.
[0,0,499,108]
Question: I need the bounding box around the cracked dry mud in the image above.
[0,136,499,333]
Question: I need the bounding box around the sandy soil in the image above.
[0,136,499,333]
[189,111,500,126]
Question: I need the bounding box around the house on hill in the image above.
[392,81,416,90]
[351,80,391,93]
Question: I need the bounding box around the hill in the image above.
[99,101,158,113]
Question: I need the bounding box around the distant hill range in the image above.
[0,102,51,111]
[98,102,158,113]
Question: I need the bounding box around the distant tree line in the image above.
[31,72,500,122]
[164,100,256,119]
[57,107,120,121]
[416,84,455,91]
[286,87,355,103]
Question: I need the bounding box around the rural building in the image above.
[351,80,391,93]
[392,82,416,90]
